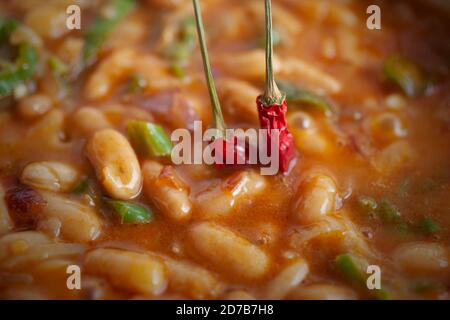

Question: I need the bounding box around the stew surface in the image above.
[0,0,449,299]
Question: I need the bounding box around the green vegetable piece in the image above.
[379,198,401,222]
[48,56,69,76]
[277,80,332,114]
[105,199,153,224]
[83,0,135,64]
[358,196,378,216]
[165,42,190,62]
[127,120,173,157]
[335,253,367,285]
[384,55,426,97]
[418,217,439,235]
[0,44,37,97]
[72,176,90,194]
[0,17,18,43]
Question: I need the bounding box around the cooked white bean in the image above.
[142,161,192,222]
[86,129,142,200]
[0,231,50,262]
[393,242,449,275]
[1,243,85,271]
[40,192,101,242]
[216,78,259,124]
[218,50,281,80]
[281,57,342,94]
[225,290,256,300]
[188,222,269,280]
[84,248,168,296]
[17,94,53,119]
[371,140,414,175]
[164,258,222,299]
[289,284,357,300]
[292,173,338,224]
[71,107,111,137]
[195,170,267,219]
[264,258,309,299]
[20,161,80,192]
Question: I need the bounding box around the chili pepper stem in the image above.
[262,0,284,106]
[193,0,226,137]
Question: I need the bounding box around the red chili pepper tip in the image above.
[210,136,250,168]
[256,95,295,174]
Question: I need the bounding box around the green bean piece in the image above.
[384,55,426,97]
[418,217,439,235]
[105,199,153,224]
[83,0,135,64]
[127,120,173,157]
[277,80,332,115]
[0,44,37,97]
[335,253,367,285]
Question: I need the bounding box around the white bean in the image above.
[195,170,266,219]
[264,258,309,299]
[20,161,80,192]
[71,107,111,137]
[188,222,269,280]
[393,242,449,276]
[293,173,338,224]
[84,248,168,296]
[40,192,101,242]
[142,161,192,222]
[289,284,357,300]
[86,129,142,200]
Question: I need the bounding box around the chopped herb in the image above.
[48,56,69,77]
[105,199,153,224]
[418,217,439,235]
[277,80,332,115]
[379,198,401,222]
[72,176,90,194]
[83,0,135,64]
[127,120,173,157]
[384,55,426,97]
[0,44,37,98]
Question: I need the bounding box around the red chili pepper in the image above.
[256,0,295,174]
[193,0,251,168]
[210,136,248,168]
[256,95,295,173]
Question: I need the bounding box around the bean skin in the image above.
[86,129,142,200]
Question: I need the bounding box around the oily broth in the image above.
[0,0,449,299]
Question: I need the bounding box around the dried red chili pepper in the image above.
[193,0,249,168]
[257,0,295,173]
